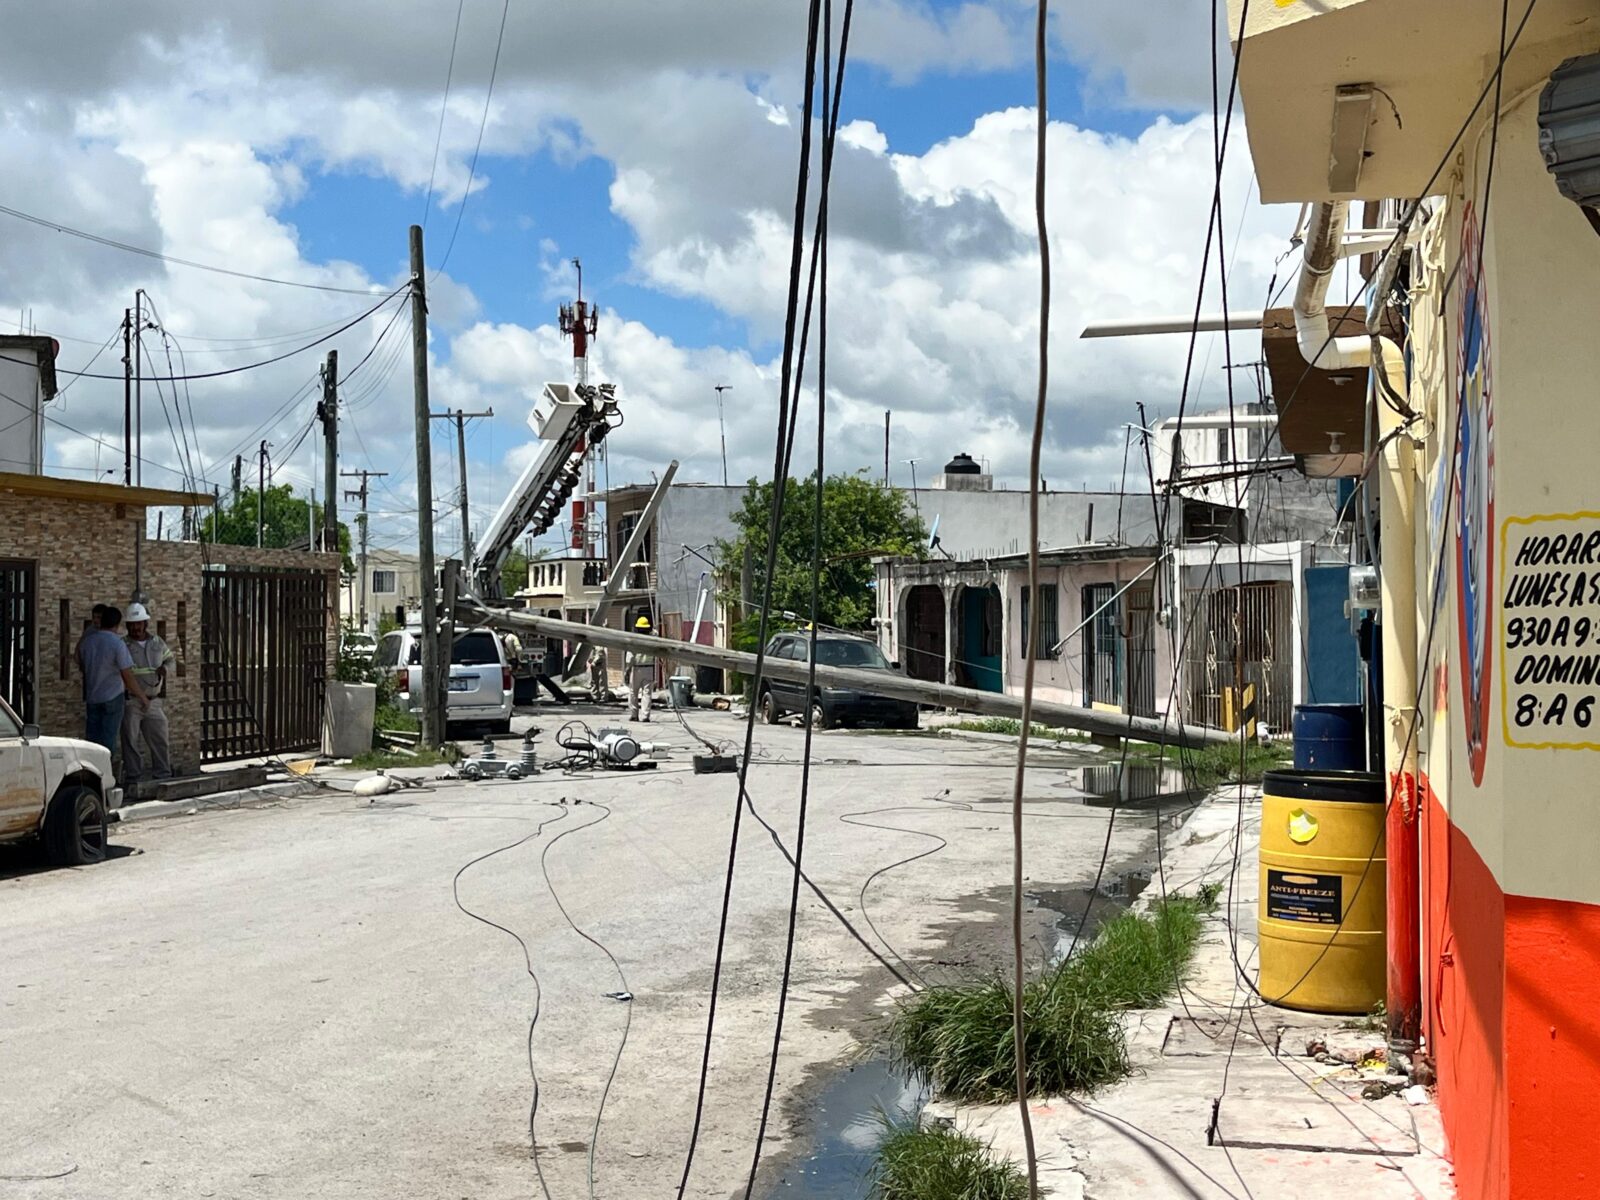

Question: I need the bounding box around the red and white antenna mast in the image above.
[559,258,599,386]
[558,259,602,554]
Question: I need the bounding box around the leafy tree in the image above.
[718,471,925,630]
[201,484,353,571]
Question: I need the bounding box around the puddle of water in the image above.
[1050,761,1199,806]
[764,1056,926,1199]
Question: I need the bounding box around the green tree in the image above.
[718,471,925,631]
[201,484,353,570]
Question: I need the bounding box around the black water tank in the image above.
[944,453,981,475]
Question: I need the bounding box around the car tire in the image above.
[491,718,513,735]
[44,785,107,867]
[894,713,921,731]
[759,690,781,725]
[810,702,835,731]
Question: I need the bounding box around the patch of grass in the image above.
[350,747,449,771]
[1343,1000,1387,1033]
[374,703,419,735]
[943,717,1087,744]
[871,1120,1028,1200]
[1123,738,1290,788]
[887,898,1213,1101]
[1197,879,1224,909]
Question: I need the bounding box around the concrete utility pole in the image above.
[342,468,387,630]
[122,308,132,486]
[714,385,731,487]
[320,350,339,553]
[134,289,143,487]
[408,224,445,748]
[466,605,1233,749]
[429,408,494,564]
[257,440,269,548]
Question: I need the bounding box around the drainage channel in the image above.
[763,1056,927,1198]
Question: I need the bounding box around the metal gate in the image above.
[1082,583,1122,708]
[201,567,328,762]
[1124,582,1158,718]
[1185,580,1294,733]
[0,559,36,722]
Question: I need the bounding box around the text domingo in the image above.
[1502,518,1600,745]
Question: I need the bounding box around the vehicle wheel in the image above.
[491,718,513,735]
[759,690,781,725]
[44,785,106,867]
[895,713,921,730]
[810,702,835,731]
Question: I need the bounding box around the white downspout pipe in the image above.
[1291,199,1420,1051]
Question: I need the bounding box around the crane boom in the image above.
[470,381,618,599]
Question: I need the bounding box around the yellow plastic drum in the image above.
[1257,769,1386,1014]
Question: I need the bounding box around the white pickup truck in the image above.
[0,694,122,866]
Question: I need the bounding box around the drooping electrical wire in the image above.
[0,202,385,295]
[432,0,512,279]
[422,0,469,229]
[673,3,826,1194]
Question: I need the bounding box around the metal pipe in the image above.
[462,601,1233,749]
[1079,313,1266,339]
[1293,202,1371,371]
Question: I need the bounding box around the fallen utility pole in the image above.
[565,459,679,675]
[459,602,1231,748]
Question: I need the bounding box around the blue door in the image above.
[960,587,1003,692]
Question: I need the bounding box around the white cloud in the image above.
[0,4,1282,567]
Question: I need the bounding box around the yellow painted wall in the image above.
[1419,93,1600,904]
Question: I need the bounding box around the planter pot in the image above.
[325,682,377,759]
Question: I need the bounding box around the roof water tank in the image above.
[943,453,981,475]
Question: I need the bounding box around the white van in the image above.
[373,626,515,734]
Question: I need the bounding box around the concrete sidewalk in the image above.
[929,783,1456,1199]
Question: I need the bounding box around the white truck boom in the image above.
[470,381,620,599]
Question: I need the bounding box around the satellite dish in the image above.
[928,513,942,553]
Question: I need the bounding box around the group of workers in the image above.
[76,602,174,785]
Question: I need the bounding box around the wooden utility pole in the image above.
[342,468,387,630]
[408,224,445,747]
[429,407,494,564]
[257,440,269,548]
[320,350,339,553]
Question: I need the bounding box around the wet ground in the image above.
[759,748,1206,1199]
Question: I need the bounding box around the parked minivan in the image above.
[373,626,515,733]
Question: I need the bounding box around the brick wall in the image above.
[0,490,340,770]
[0,491,141,742]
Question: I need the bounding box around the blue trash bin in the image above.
[1292,703,1366,771]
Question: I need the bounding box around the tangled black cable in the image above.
[540,801,633,1200]
[451,802,572,1200]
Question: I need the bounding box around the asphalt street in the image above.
[1,711,1167,1199]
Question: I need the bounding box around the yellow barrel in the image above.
[1257,769,1386,1014]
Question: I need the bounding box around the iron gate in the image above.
[201,567,328,761]
[0,559,36,722]
[1124,582,1158,718]
[1185,580,1294,733]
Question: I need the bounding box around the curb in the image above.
[114,779,318,824]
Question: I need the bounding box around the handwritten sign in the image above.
[1499,513,1600,750]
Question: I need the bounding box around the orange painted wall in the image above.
[1424,774,1507,1200]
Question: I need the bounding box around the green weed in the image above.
[871,1120,1028,1200]
[886,898,1210,1102]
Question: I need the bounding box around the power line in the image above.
[0,286,405,383]
[674,1,827,1192]
[0,202,386,295]
[432,0,512,279]
[422,0,469,228]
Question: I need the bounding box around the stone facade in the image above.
[0,486,339,770]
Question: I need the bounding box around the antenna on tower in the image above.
[558,256,599,387]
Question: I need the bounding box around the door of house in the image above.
[0,559,37,723]
[200,567,328,761]
[1124,582,1157,718]
[958,586,1003,692]
[1082,582,1122,708]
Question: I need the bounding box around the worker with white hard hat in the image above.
[122,601,175,783]
[623,615,658,722]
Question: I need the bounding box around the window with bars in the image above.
[371,569,398,594]
[1019,583,1058,660]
